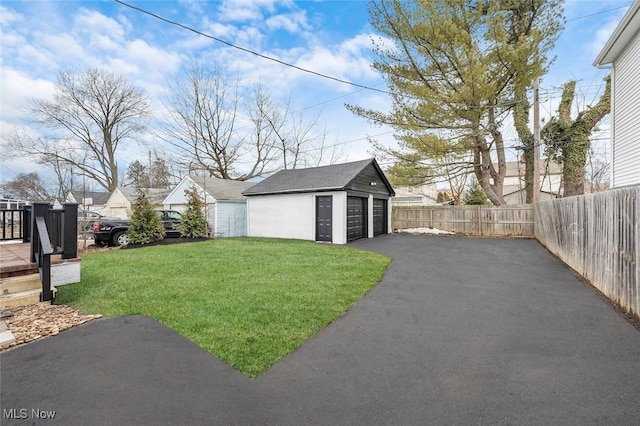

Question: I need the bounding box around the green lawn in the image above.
[56,238,390,378]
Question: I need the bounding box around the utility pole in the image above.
[533,78,540,203]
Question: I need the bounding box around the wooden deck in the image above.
[0,242,37,276]
[0,241,85,277]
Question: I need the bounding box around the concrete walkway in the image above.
[1,234,639,425]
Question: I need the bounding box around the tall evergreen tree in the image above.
[348,0,564,205]
[127,189,166,244]
[178,187,207,238]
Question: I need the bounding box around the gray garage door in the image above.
[373,198,387,236]
[347,197,367,241]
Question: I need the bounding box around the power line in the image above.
[114,0,391,95]
[566,4,631,22]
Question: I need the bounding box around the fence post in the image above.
[62,203,78,259]
[477,205,482,236]
[22,206,32,243]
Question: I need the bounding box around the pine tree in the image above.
[127,189,165,244]
[464,182,489,205]
[347,0,564,205]
[178,187,207,238]
[436,192,451,204]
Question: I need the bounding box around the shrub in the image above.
[127,189,166,244]
[178,187,207,238]
[436,191,451,203]
[463,182,490,205]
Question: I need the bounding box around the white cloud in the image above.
[124,39,182,74]
[266,11,309,33]
[217,0,280,22]
[74,8,126,43]
[0,5,23,26]
[177,0,206,15]
[293,33,380,90]
[0,68,55,121]
[588,17,621,58]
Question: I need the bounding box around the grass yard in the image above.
[56,238,390,378]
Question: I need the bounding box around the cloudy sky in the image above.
[0,0,630,187]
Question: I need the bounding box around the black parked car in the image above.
[78,210,104,234]
[92,210,182,246]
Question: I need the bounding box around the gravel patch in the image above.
[0,303,101,351]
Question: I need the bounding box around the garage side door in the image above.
[373,198,387,236]
[347,196,366,241]
[316,196,332,242]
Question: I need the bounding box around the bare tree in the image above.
[8,68,150,191]
[585,146,610,193]
[159,65,248,179]
[0,173,53,201]
[258,92,343,169]
[50,156,79,199]
[160,65,343,180]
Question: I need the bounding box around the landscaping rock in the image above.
[0,303,101,351]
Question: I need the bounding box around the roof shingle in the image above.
[242,159,393,196]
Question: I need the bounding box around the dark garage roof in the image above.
[242,158,395,196]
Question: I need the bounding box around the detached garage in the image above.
[242,159,394,244]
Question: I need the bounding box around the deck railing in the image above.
[0,209,24,241]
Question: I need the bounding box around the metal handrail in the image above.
[29,202,78,302]
[34,216,54,302]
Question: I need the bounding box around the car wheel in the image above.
[112,231,128,246]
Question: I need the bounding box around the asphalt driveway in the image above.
[2,234,640,425]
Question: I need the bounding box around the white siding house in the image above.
[594,0,640,188]
[502,159,563,205]
[66,191,110,215]
[163,176,254,238]
[243,159,394,245]
[392,183,440,206]
[102,187,171,219]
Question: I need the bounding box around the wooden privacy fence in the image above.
[535,186,639,319]
[392,205,534,237]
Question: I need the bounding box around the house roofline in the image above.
[594,1,640,67]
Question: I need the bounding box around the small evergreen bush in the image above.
[178,187,207,238]
[436,191,451,203]
[127,189,166,244]
[463,182,490,205]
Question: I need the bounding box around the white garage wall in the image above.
[332,192,347,245]
[248,193,315,240]
[247,192,348,244]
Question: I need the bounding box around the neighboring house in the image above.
[242,158,395,245]
[392,183,440,206]
[102,187,172,219]
[66,190,110,214]
[163,175,254,238]
[0,198,27,210]
[594,0,640,188]
[502,158,563,205]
